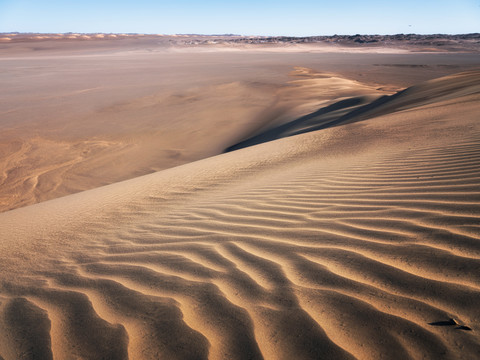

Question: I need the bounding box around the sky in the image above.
[0,0,479,36]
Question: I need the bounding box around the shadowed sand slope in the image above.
[0,71,480,359]
[226,70,480,151]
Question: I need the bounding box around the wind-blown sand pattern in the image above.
[0,69,479,359]
[1,38,480,212]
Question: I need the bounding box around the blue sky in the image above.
[0,0,479,35]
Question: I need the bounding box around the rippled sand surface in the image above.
[0,68,479,359]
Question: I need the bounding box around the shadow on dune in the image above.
[225,94,391,152]
[428,319,457,326]
[225,70,480,153]
[428,319,473,331]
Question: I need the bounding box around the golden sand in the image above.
[0,39,479,359]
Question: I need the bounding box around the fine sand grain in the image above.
[1,39,479,212]
[0,64,479,359]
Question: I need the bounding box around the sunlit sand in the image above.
[0,36,479,359]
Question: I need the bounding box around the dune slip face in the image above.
[0,62,480,359]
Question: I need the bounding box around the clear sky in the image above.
[0,0,479,36]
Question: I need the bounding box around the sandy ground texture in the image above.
[1,37,480,212]
[0,36,479,359]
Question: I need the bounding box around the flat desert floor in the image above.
[0,36,479,359]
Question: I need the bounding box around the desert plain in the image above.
[0,33,479,359]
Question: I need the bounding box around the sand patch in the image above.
[0,71,479,359]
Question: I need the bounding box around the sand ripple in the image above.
[0,72,479,359]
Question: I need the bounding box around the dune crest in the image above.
[0,65,387,213]
[0,70,479,359]
[227,70,480,151]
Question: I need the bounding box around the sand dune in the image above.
[1,38,480,212]
[227,70,480,151]
[0,62,387,213]
[0,70,479,359]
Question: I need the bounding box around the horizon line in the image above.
[2,32,480,37]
